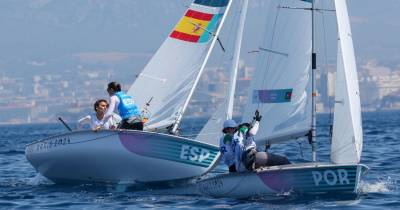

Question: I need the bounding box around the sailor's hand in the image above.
[93,125,103,132]
[254,110,262,122]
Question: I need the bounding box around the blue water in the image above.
[0,111,399,209]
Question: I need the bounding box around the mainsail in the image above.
[242,0,313,145]
[331,0,363,164]
[128,0,232,130]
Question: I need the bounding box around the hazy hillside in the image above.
[0,0,399,71]
[0,0,187,59]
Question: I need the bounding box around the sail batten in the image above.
[255,128,310,145]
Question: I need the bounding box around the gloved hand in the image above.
[254,110,262,122]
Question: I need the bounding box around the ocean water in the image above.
[0,111,399,209]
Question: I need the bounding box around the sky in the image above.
[346,0,400,65]
[0,0,399,73]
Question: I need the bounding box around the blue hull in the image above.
[197,163,368,198]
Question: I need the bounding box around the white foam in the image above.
[276,189,293,196]
[26,173,53,186]
[359,177,397,193]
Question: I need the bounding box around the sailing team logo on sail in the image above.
[169,0,228,43]
[252,89,293,103]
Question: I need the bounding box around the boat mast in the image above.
[171,0,234,134]
[226,0,249,120]
[311,0,317,162]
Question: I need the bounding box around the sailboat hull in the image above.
[25,130,220,184]
[196,163,368,198]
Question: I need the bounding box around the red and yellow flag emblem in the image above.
[170,9,222,43]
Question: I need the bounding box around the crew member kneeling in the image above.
[232,110,291,172]
[103,82,143,130]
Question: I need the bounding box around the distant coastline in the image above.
[1,110,398,126]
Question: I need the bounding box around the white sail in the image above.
[242,0,313,145]
[196,0,249,146]
[127,0,232,130]
[331,0,363,164]
[196,101,226,145]
[226,0,249,119]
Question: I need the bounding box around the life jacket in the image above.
[219,134,235,167]
[114,92,141,120]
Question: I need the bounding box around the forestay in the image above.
[128,0,231,130]
[331,0,363,164]
[196,0,249,146]
[242,0,313,145]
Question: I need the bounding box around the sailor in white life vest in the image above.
[219,119,239,173]
[77,99,120,131]
[232,111,260,172]
[232,110,291,172]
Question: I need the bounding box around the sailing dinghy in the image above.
[25,0,234,184]
[196,0,368,198]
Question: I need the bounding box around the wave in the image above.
[26,173,53,186]
[359,177,398,193]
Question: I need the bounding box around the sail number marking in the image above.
[180,144,210,163]
[312,169,350,186]
[26,136,71,154]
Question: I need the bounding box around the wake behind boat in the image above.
[25,129,219,184]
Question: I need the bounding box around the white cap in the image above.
[223,119,237,129]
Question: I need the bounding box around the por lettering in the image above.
[312,169,350,186]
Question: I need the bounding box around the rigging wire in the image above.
[202,0,243,126]
[255,0,283,110]
[320,0,335,143]
[186,0,241,137]
[219,0,243,109]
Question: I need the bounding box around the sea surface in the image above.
[0,111,399,209]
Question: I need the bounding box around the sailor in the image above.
[219,119,238,172]
[233,110,291,172]
[103,82,143,130]
[232,111,260,172]
[77,99,119,130]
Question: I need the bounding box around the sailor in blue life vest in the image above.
[232,110,291,172]
[103,82,143,130]
[219,119,239,173]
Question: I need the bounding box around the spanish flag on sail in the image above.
[170,0,228,43]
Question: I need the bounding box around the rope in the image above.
[68,132,120,145]
[320,0,334,144]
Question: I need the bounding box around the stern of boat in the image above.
[197,162,368,198]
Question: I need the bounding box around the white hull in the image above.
[25,130,220,184]
[196,163,368,198]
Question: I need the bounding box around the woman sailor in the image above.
[232,111,260,172]
[231,110,291,172]
[219,119,239,173]
[103,82,143,130]
[77,99,119,130]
